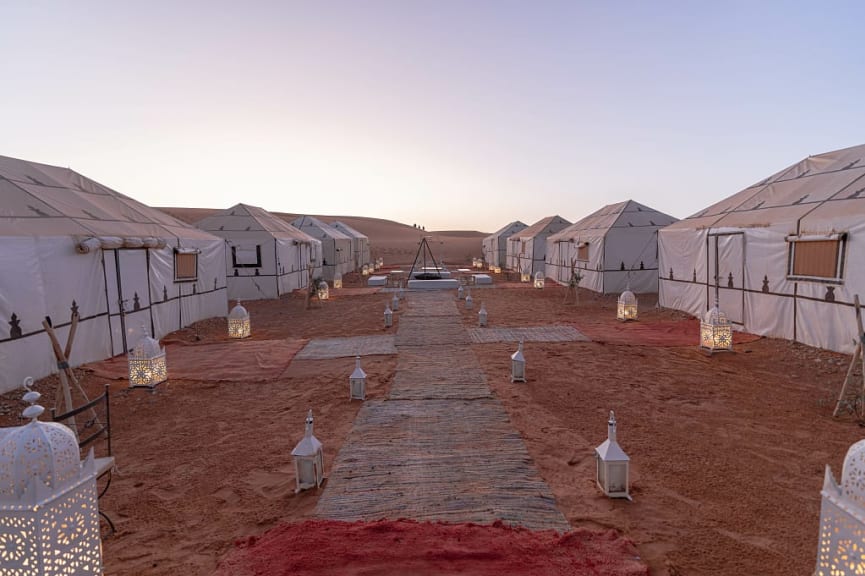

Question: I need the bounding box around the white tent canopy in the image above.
[504,215,571,276]
[659,143,865,353]
[482,221,527,268]
[331,220,370,271]
[195,204,322,300]
[0,154,227,393]
[547,200,677,294]
[290,216,353,281]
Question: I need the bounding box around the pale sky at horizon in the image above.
[3,1,864,232]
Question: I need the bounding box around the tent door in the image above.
[104,249,153,356]
[707,233,745,325]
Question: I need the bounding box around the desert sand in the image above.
[0,217,860,576]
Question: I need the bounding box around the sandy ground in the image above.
[2,258,862,575]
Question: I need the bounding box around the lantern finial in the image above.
[608,410,617,442]
[305,409,314,436]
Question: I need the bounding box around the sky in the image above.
[3,1,865,232]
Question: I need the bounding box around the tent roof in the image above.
[509,215,571,240]
[666,143,865,231]
[330,220,368,240]
[0,154,218,241]
[291,215,353,241]
[550,200,678,241]
[196,203,318,243]
[486,220,527,241]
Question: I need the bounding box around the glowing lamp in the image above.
[494,266,502,274]
[317,281,329,301]
[815,438,865,575]
[478,303,487,327]
[533,272,545,289]
[617,291,638,321]
[511,340,526,382]
[520,270,531,283]
[349,355,366,401]
[291,409,324,493]
[128,326,167,389]
[362,264,370,276]
[595,410,631,499]
[228,300,251,338]
[333,273,343,289]
[384,304,393,328]
[0,386,103,574]
[700,304,732,352]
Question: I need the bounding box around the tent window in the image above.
[174,252,198,282]
[577,244,589,261]
[521,240,526,254]
[231,245,262,268]
[787,239,845,282]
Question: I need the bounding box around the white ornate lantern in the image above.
[533,272,545,289]
[317,281,330,301]
[815,438,865,575]
[333,272,343,289]
[392,293,399,311]
[494,266,502,274]
[362,264,370,276]
[128,326,167,389]
[478,303,488,327]
[291,409,324,493]
[457,285,465,300]
[465,288,473,310]
[228,300,251,338]
[520,269,531,283]
[617,290,638,321]
[349,356,366,401]
[0,387,103,574]
[700,303,732,352]
[384,304,393,328]
[489,263,495,272]
[511,340,526,382]
[595,410,630,499]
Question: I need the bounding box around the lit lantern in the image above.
[521,269,531,283]
[228,300,251,338]
[391,292,399,311]
[362,264,370,276]
[494,266,502,274]
[333,273,343,289]
[349,355,366,401]
[384,303,393,328]
[465,288,474,310]
[511,340,526,382]
[317,281,330,301]
[533,272,545,289]
[617,290,638,321]
[290,409,324,493]
[489,263,495,271]
[700,303,732,352]
[814,438,865,575]
[595,410,630,499]
[457,285,465,300]
[0,386,103,574]
[478,303,488,327]
[128,326,167,389]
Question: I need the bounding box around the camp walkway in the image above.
[314,291,570,531]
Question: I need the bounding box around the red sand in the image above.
[215,519,649,576]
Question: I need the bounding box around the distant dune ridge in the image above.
[160,207,487,266]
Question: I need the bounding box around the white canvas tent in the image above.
[290,216,353,281]
[546,200,677,294]
[331,220,370,271]
[0,154,227,394]
[659,143,865,353]
[195,204,322,300]
[505,215,571,276]
[482,221,527,268]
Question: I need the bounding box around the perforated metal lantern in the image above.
[457,285,465,300]
[333,273,343,289]
[489,263,495,272]
[391,293,399,311]
[465,288,474,310]
[0,387,103,574]
[533,272,545,289]
[511,340,526,382]
[362,264,370,276]
[494,266,502,274]
[317,281,330,301]
[617,291,638,321]
[815,438,865,575]
[520,269,531,283]
[228,300,251,338]
[478,303,488,327]
[128,327,167,389]
[349,356,367,401]
[595,410,630,499]
[700,305,732,352]
[384,304,393,328]
[291,409,324,493]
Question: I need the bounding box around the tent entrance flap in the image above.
[707,233,745,325]
[104,249,152,355]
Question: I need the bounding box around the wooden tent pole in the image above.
[833,295,865,418]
